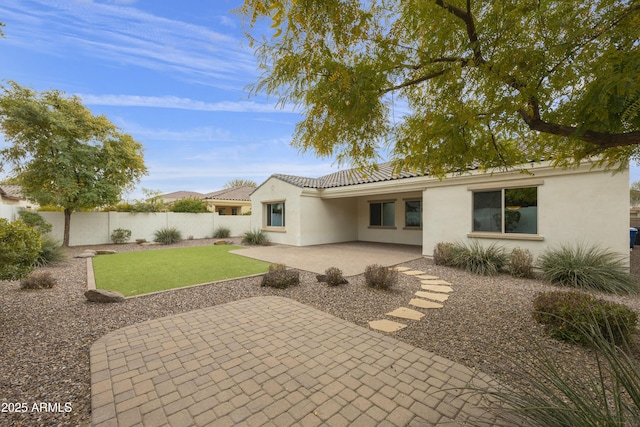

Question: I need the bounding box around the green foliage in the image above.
[170,197,208,213]
[0,218,42,280]
[153,227,182,245]
[631,180,640,206]
[0,81,147,245]
[17,210,52,234]
[324,267,346,287]
[20,271,57,290]
[433,242,455,266]
[110,228,132,244]
[364,264,398,290]
[450,241,508,276]
[538,244,637,295]
[509,247,535,278]
[238,0,640,174]
[533,291,638,347]
[242,229,270,245]
[213,226,231,238]
[261,263,300,288]
[33,235,66,267]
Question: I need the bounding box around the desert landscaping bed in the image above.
[1,238,639,426]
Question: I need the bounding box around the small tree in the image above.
[224,179,257,188]
[171,197,209,213]
[0,219,42,281]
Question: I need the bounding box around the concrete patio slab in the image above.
[421,284,454,293]
[368,319,408,332]
[230,241,423,276]
[409,298,444,309]
[415,291,450,302]
[421,279,452,286]
[385,307,425,321]
[91,297,503,426]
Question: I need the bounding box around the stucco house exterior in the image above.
[0,185,38,209]
[158,191,205,205]
[250,160,629,261]
[202,186,254,215]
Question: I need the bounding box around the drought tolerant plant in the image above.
[538,243,638,295]
[18,210,52,234]
[242,229,270,245]
[433,242,455,266]
[20,271,57,290]
[153,227,182,245]
[509,247,534,278]
[0,218,42,281]
[324,267,347,286]
[213,226,231,238]
[364,264,398,290]
[450,241,507,276]
[170,197,208,213]
[533,290,638,346]
[33,235,66,267]
[261,263,300,288]
[110,228,132,244]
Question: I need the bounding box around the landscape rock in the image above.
[96,250,117,255]
[84,289,125,303]
[214,240,231,245]
[75,251,96,258]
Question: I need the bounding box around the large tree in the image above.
[238,0,640,176]
[0,81,147,246]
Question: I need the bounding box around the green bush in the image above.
[33,235,66,267]
[213,226,231,238]
[242,229,270,245]
[450,241,507,276]
[0,218,42,281]
[153,227,182,245]
[538,244,637,295]
[171,197,208,213]
[20,271,57,290]
[18,210,52,234]
[110,228,132,244]
[533,290,638,346]
[364,264,398,289]
[324,267,347,286]
[433,242,455,266]
[261,263,300,288]
[509,247,534,278]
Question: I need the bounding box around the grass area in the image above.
[92,245,270,297]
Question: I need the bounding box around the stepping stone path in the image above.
[368,266,454,333]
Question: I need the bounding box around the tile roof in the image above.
[272,162,425,189]
[0,185,24,199]
[203,185,255,201]
[160,191,204,199]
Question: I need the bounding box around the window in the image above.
[369,201,395,227]
[473,187,537,234]
[405,200,422,228]
[266,202,285,227]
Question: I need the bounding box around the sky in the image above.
[0,0,638,201]
[0,0,343,200]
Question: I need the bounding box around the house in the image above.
[202,186,254,215]
[0,185,38,209]
[250,160,629,261]
[158,191,205,205]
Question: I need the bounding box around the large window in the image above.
[266,202,285,227]
[473,187,537,234]
[369,201,395,227]
[405,200,422,228]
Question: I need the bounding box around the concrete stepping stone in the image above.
[421,279,452,286]
[421,284,454,293]
[386,307,425,321]
[369,319,407,332]
[402,270,426,276]
[409,299,444,309]
[416,275,439,280]
[415,291,449,302]
[392,267,412,272]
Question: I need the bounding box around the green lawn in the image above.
[92,245,270,297]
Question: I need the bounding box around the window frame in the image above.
[404,199,422,229]
[368,200,396,229]
[264,201,286,229]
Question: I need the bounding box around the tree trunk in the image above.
[63,208,72,247]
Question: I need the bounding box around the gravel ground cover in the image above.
[1,238,639,426]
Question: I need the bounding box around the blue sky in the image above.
[0,0,342,200]
[0,0,638,201]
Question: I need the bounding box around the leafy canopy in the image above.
[224,178,258,188]
[238,0,640,176]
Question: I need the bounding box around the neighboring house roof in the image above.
[0,185,24,200]
[203,186,254,201]
[271,162,424,189]
[160,191,205,199]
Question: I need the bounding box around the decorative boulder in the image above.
[84,289,125,303]
[76,250,97,258]
[214,240,231,245]
[316,274,348,285]
[96,250,117,255]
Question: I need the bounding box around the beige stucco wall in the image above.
[356,191,423,246]
[299,196,358,246]
[250,177,303,245]
[422,164,629,261]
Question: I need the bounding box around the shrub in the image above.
[18,210,52,234]
[433,242,455,266]
[324,267,346,286]
[171,197,208,213]
[213,226,231,238]
[261,263,300,288]
[33,235,66,267]
[538,243,637,295]
[450,241,507,276]
[0,218,42,281]
[20,271,57,290]
[533,290,638,346]
[242,229,270,245]
[364,264,398,289]
[110,228,132,244]
[154,227,182,245]
[509,247,534,278]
